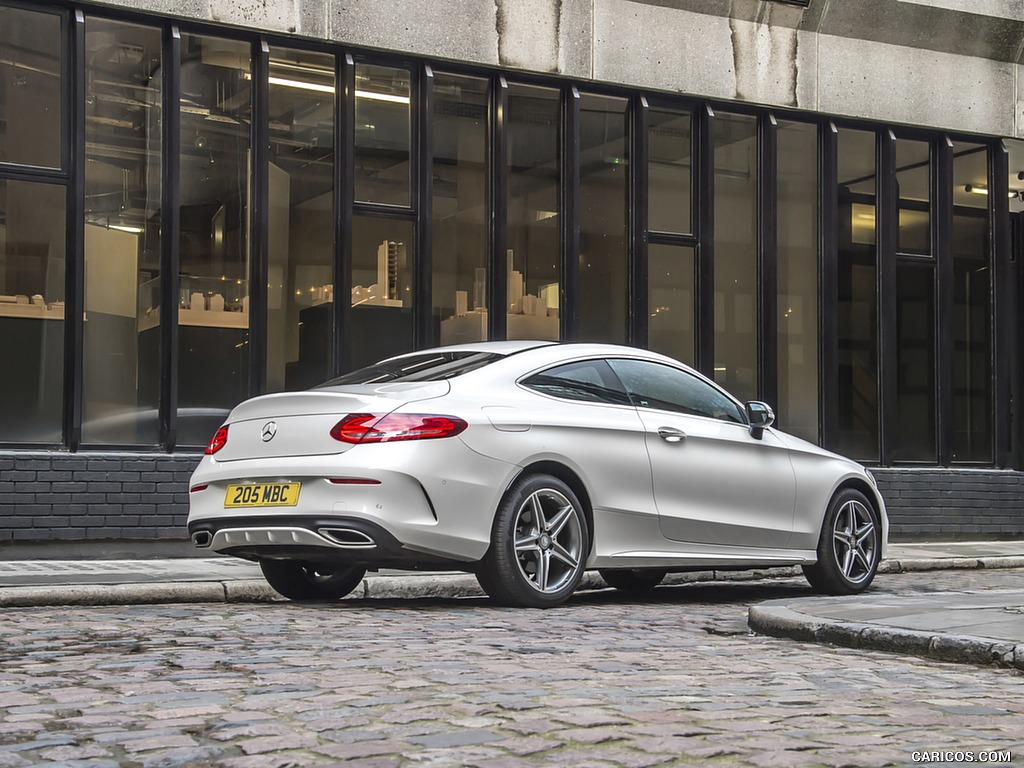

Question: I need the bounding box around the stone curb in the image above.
[0,555,1020,608]
[748,602,1024,672]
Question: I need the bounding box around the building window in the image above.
[176,33,252,446]
[836,128,879,462]
[648,244,696,365]
[776,120,819,443]
[432,72,488,347]
[952,142,992,462]
[506,83,560,341]
[355,63,410,207]
[894,138,936,462]
[713,112,758,403]
[265,47,336,392]
[0,6,62,169]
[648,109,692,235]
[0,180,66,443]
[350,216,414,370]
[579,93,628,344]
[81,18,162,445]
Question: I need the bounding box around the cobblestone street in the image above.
[2,569,1023,767]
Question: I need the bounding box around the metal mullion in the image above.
[487,76,508,340]
[878,129,898,466]
[65,9,85,451]
[992,140,1016,469]
[629,96,649,347]
[161,25,181,451]
[935,136,954,466]
[695,104,715,377]
[248,40,269,397]
[560,86,580,341]
[820,121,839,449]
[334,53,355,375]
[759,114,778,407]
[414,64,433,349]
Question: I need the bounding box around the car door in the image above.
[607,358,797,551]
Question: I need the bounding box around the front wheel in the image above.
[477,474,589,608]
[802,488,880,595]
[259,560,366,602]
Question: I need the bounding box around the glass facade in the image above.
[0,1,1011,472]
[82,18,162,445]
[836,128,879,462]
[776,120,819,444]
[713,112,758,404]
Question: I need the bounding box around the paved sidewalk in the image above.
[2,540,1024,673]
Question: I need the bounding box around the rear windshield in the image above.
[317,351,503,386]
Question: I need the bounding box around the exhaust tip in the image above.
[192,531,213,548]
[318,528,376,548]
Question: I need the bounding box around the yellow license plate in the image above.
[224,482,301,508]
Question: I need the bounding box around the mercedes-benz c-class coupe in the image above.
[187,341,887,607]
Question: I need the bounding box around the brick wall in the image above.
[0,451,200,549]
[872,468,1024,540]
[1,453,1022,548]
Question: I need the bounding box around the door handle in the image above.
[657,426,686,443]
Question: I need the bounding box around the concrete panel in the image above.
[497,0,559,72]
[817,34,1015,135]
[558,0,595,80]
[209,0,300,33]
[594,1,736,100]
[1016,64,1024,138]
[329,0,499,65]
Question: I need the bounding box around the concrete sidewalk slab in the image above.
[748,588,1024,672]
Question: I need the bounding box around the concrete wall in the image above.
[97,0,1024,137]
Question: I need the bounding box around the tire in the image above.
[477,473,589,608]
[259,560,366,602]
[599,568,667,592]
[802,488,881,595]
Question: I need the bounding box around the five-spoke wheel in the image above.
[803,488,880,595]
[477,474,589,607]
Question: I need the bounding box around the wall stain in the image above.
[730,2,799,106]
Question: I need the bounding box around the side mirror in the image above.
[745,401,775,440]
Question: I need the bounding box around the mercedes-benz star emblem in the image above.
[261,421,278,442]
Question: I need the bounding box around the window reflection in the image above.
[648,109,692,234]
[952,142,992,462]
[82,18,162,445]
[0,6,62,168]
[350,216,413,370]
[895,263,936,462]
[433,73,488,346]
[836,128,878,461]
[265,47,335,392]
[648,244,695,365]
[355,63,410,206]
[896,139,931,256]
[713,112,758,403]
[0,180,66,442]
[579,94,628,344]
[777,121,819,443]
[176,34,251,446]
[506,83,560,341]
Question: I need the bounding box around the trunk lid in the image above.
[213,381,449,461]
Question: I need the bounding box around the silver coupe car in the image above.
[187,341,887,607]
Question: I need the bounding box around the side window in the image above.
[608,359,745,423]
[522,360,632,406]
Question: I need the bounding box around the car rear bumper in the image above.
[186,440,517,564]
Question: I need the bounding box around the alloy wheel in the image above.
[831,499,877,584]
[512,488,584,594]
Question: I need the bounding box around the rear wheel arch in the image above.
[509,460,595,553]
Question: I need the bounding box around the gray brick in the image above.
[8,471,36,481]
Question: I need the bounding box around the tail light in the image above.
[205,426,229,455]
[330,413,468,444]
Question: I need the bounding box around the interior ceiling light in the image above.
[263,74,409,104]
[965,184,1018,198]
